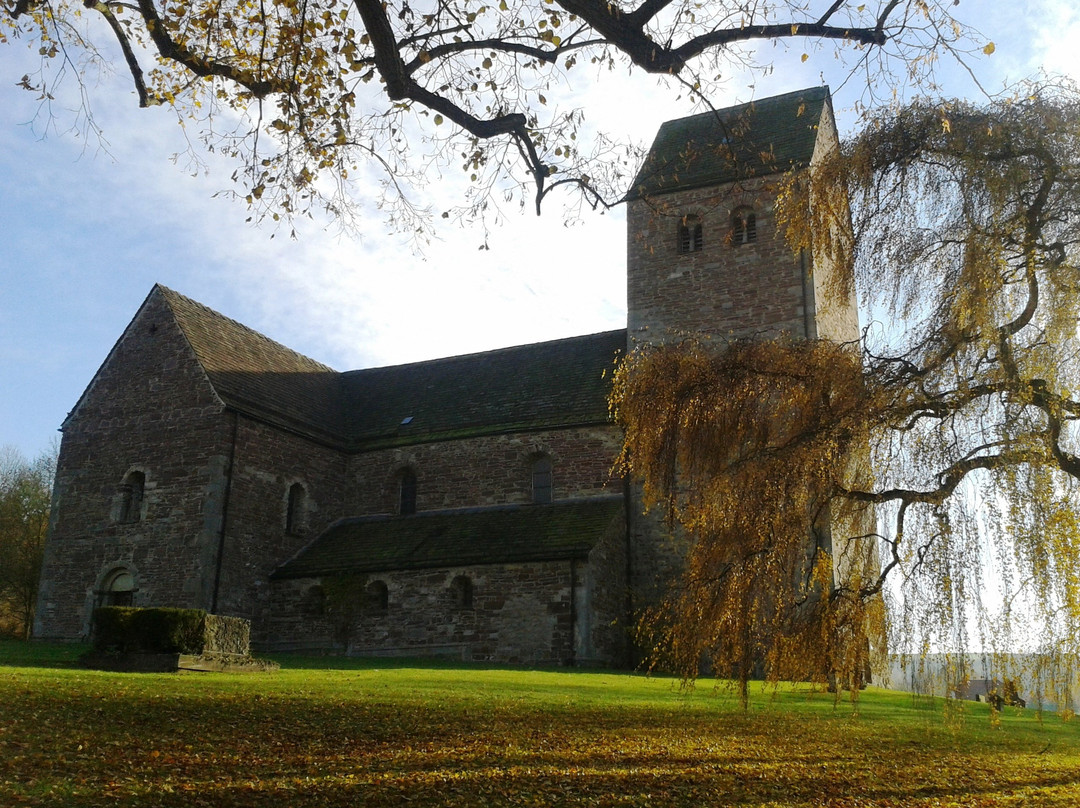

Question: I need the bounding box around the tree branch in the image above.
[135,0,282,98]
[85,1,150,107]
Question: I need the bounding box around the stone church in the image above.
[34,86,858,666]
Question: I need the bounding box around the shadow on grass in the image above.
[265,650,641,677]
[0,638,88,669]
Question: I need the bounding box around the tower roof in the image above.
[628,86,832,199]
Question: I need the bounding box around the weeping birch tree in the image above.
[613,83,1080,706]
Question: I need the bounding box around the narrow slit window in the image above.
[286,482,307,535]
[399,469,417,515]
[450,575,473,609]
[532,456,553,505]
[367,580,389,613]
[118,471,145,523]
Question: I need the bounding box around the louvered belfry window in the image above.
[732,207,757,245]
[677,215,703,253]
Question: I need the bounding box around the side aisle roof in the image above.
[273,496,625,578]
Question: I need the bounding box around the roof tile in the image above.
[273,497,625,577]
[628,86,831,199]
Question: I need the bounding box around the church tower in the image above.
[625,86,858,347]
[621,87,869,631]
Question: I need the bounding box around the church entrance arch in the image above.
[98,567,136,607]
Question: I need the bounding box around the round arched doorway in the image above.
[99,568,136,607]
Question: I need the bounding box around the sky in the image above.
[1,1,1079,462]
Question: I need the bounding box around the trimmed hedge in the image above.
[92,607,209,654]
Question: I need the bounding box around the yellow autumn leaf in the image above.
[983,41,996,55]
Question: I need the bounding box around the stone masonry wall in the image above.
[35,292,233,639]
[269,560,580,665]
[580,506,630,666]
[267,508,630,666]
[625,178,807,635]
[347,426,624,515]
[214,415,352,643]
[807,106,861,346]
[626,177,810,344]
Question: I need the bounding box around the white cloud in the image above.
[1031,0,1080,81]
[2,1,1076,459]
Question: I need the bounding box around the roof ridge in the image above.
[628,85,832,200]
[155,284,337,374]
[342,327,626,377]
[663,85,830,129]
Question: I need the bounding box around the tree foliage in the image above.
[0,445,55,639]
[613,83,1080,702]
[2,0,979,231]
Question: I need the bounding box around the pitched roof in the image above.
[158,286,349,444]
[272,496,625,578]
[154,286,623,449]
[341,329,625,448]
[628,86,831,199]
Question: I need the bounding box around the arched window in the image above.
[532,455,553,505]
[101,568,136,607]
[398,469,417,515]
[366,580,389,614]
[286,482,307,535]
[117,471,145,523]
[302,584,326,616]
[677,214,703,253]
[732,207,757,245]
[450,575,473,609]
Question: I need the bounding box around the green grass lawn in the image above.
[1,639,1078,806]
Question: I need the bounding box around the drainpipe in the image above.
[211,411,239,613]
[568,558,577,667]
[800,248,815,339]
[622,472,635,669]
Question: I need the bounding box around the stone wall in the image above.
[213,415,352,643]
[269,561,580,665]
[807,107,861,346]
[627,177,811,344]
[35,292,232,639]
[347,426,624,515]
[265,501,630,666]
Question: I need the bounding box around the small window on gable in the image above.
[450,575,473,609]
[399,469,417,515]
[101,568,136,607]
[732,207,757,245]
[286,482,307,535]
[532,455,553,505]
[118,471,145,524]
[677,215,703,254]
[366,580,389,614]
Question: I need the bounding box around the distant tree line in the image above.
[0,445,55,639]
